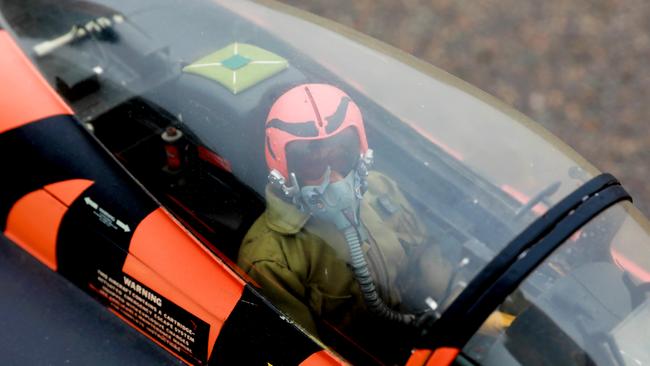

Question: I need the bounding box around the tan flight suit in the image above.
[238,172,452,336]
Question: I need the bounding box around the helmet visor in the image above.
[286,127,360,184]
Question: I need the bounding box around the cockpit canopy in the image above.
[3,0,649,364]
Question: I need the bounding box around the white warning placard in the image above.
[91,268,209,364]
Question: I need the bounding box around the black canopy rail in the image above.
[417,173,632,348]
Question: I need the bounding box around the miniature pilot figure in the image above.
[237,83,454,347]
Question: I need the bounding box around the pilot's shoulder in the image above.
[239,213,287,264]
[367,171,400,196]
[366,171,402,218]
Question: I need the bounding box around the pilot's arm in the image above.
[239,222,364,336]
[243,258,319,334]
[367,174,515,334]
[365,172,454,303]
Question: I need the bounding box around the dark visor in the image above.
[286,127,360,183]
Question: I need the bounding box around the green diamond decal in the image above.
[182,43,289,95]
[222,54,251,70]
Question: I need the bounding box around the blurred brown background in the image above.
[279,0,650,217]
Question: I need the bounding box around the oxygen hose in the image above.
[342,226,416,325]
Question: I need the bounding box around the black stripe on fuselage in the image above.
[0,115,84,231]
[56,180,158,287]
[209,285,321,365]
[0,114,158,283]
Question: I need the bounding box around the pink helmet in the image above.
[265,84,368,180]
